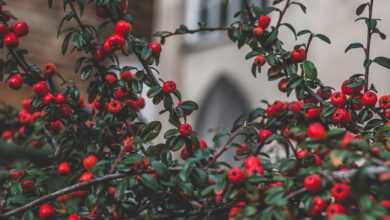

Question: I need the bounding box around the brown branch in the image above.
[364,0,374,91]
[275,0,291,30]
[210,128,244,164]
[159,27,230,42]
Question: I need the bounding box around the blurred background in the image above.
[1,0,390,145]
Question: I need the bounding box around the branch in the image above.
[243,0,256,22]
[68,1,85,31]
[275,0,291,30]
[159,27,230,42]
[364,0,374,91]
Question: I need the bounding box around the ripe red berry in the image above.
[227,167,245,184]
[330,92,346,107]
[21,179,35,193]
[120,70,135,81]
[361,91,377,107]
[38,203,55,219]
[326,203,346,219]
[288,101,303,113]
[103,34,125,53]
[43,63,56,78]
[115,20,132,36]
[49,120,63,133]
[33,81,49,95]
[122,136,134,152]
[57,162,71,175]
[244,156,264,176]
[309,196,327,216]
[54,93,65,104]
[199,139,208,150]
[4,32,19,48]
[21,98,32,112]
[290,48,306,63]
[106,100,123,113]
[341,80,363,95]
[94,47,106,61]
[252,27,264,37]
[105,73,117,86]
[278,78,289,93]
[304,107,320,120]
[254,55,266,66]
[331,182,350,201]
[179,123,193,136]
[67,213,80,220]
[162,80,177,93]
[258,15,271,29]
[340,131,355,148]
[307,123,327,140]
[7,74,23,89]
[149,41,162,54]
[303,174,322,193]
[1,130,13,140]
[296,149,308,159]
[83,155,98,170]
[107,186,117,198]
[379,95,390,109]
[0,23,8,35]
[332,108,350,123]
[258,129,273,142]
[114,88,127,99]
[13,21,29,37]
[42,93,54,106]
[79,172,93,182]
[180,147,190,160]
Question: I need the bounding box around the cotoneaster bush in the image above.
[0,0,389,220]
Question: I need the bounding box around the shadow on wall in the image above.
[195,74,250,143]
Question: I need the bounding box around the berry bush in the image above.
[0,0,390,219]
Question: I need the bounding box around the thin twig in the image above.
[210,128,243,164]
[275,0,291,30]
[364,0,374,91]
[160,27,230,42]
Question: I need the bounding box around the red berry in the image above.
[330,92,346,107]
[120,70,135,81]
[105,73,117,86]
[149,41,161,54]
[115,20,132,36]
[340,131,355,148]
[296,149,308,159]
[307,123,327,140]
[331,183,350,201]
[57,162,71,175]
[33,81,49,96]
[9,169,24,180]
[227,167,245,184]
[103,34,125,53]
[114,88,127,99]
[288,101,303,113]
[94,47,106,61]
[18,110,33,125]
[49,120,63,132]
[341,80,363,95]
[252,27,264,37]
[21,98,32,112]
[304,107,320,120]
[79,172,93,182]
[42,93,54,106]
[326,203,346,219]
[21,179,35,193]
[316,87,332,100]
[379,95,390,109]
[107,186,117,197]
[290,48,306,63]
[106,99,123,113]
[309,196,327,216]
[258,15,271,29]
[304,174,322,193]
[254,55,266,66]
[4,32,19,48]
[7,74,23,89]
[179,123,193,136]
[43,63,56,78]
[332,108,350,123]
[361,91,377,107]
[258,129,272,142]
[244,156,264,176]
[1,130,13,140]
[38,203,55,219]
[13,21,29,37]
[162,80,176,93]
[278,78,289,93]
[67,213,80,220]
[0,23,8,35]
[199,139,208,150]
[180,147,190,160]
[83,155,98,170]
[122,136,134,152]
[54,93,66,104]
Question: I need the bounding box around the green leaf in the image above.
[356,3,369,15]
[62,32,73,55]
[374,56,390,69]
[345,42,364,53]
[290,1,307,14]
[141,121,162,142]
[303,61,317,80]
[140,174,161,191]
[315,34,331,44]
[297,29,311,36]
[281,23,297,39]
[151,161,169,177]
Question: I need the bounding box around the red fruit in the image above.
[332,108,349,123]
[331,183,350,201]
[61,104,72,117]
[135,97,145,109]
[4,32,19,48]
[227,167,246,184]
[307,123,327,140]
[21,98,32,111]
[379,95,390,109]
[330,92,346,107]
[258,15,271,29]
[361,91,377,107]
[120,70,135,81]
[199,139,208,150]
[107,186,117,197]
[340,132,355,148]
[296,149,308,159]
[42,93,54,106]
[7,74,23,89]
[83,155,98,170]
[289,101,303,113]
[309,196,327,216]
[162,80,177,93]
[105,73,117,86]
[122,136,134,152]
[228,201,246,219]
[57,162,71,175]
[235,144,249,156]
[258,129,272,142]
[304,107,320,120]
[149,41,161,54]
[94,47,106,61]
[252,27,264,37]
[67,213,80,220]
[1,130,13,140]
[290,48,306,63]
[385,109,390,120]
[106,100,123,113]
[244,156,264,176]
[13,21,29,37]
[103,34,125,53]
[341,80,363,95]
[115,20,132,36]
[0,23,8,35]
[114,88,127,99]
[54,93,65,104]
[326,203,346,219]
[278,78,288,93]
[38,203,55,219]
[33,81,49,95]
[316,87,332,100]
[266,101,287,117]
[18,110,33,125]
[314,153,322,166]
[254,55,266,66]
[304,174,322,193]
[179,123,193,136]
[43,63,56,78]
[79,172,93,182]
[180,147,190,160]
[49,120,63,132]
[9,169,24,180]
[21,179,35,192]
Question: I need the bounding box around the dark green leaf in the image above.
[356,3,369,15]
[315,34,331,44]
[303,61,317,80]
[374,56,390,69]
[345,42,364,53]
